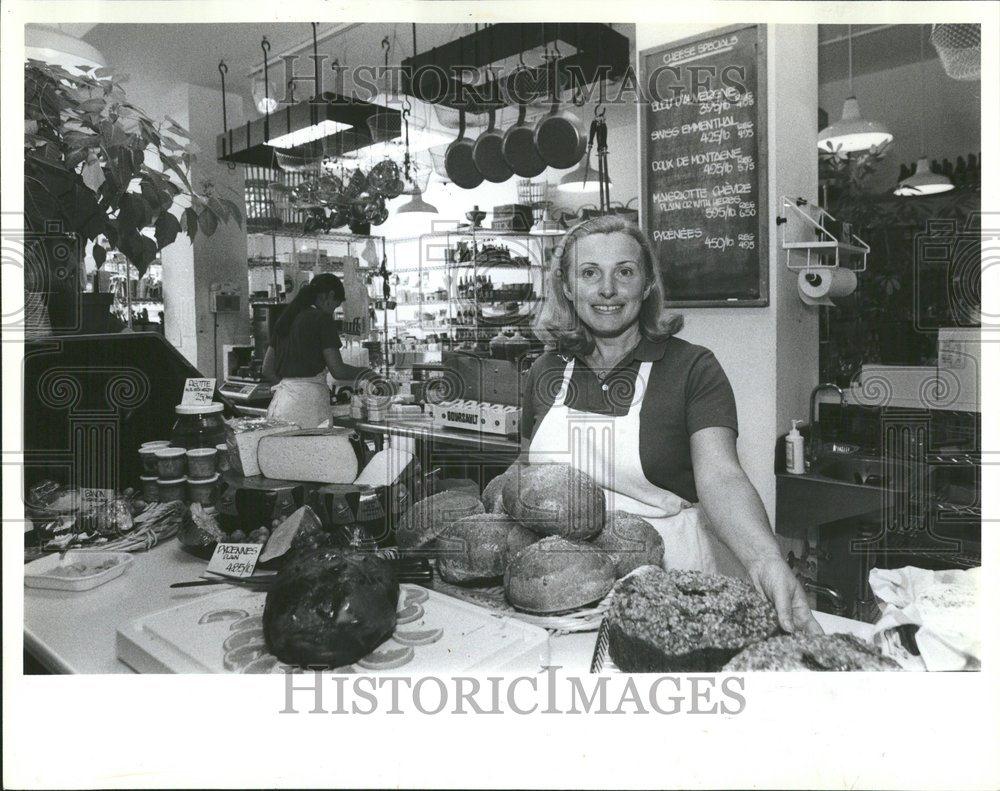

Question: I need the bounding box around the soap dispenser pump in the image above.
[786,420,806,474]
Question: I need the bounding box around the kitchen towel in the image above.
[798,267,857,306]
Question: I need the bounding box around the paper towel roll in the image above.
[798,267,857,306]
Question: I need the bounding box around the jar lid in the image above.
[175,402,225,415]
[155,446,186,458]
[186,447,218,456]
[140,440,171,449]
[140,475,159,481]
[188,473,219,485]
[158,477,187,485]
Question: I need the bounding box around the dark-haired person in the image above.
[521,215,820,634]
[262,273,376,428]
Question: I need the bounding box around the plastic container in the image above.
[215,444,230,473]
[140,440,171,449]
[187,474,220,506]
[139,475,159,502]
[186,447,218,479]
[785,419,806,474]
[24,551,133,591]
[171,402,227,450]
[158,477,187,502]
[139,445,161,474]
[155,446,187,478]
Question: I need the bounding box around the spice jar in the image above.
[155,446,187,478]
[186,447,218,479]
[157,477,186,502]
[140,475,159,502]
[170,403,227,449]
[187,474,219,506]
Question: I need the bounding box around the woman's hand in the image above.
[747,556,824,635]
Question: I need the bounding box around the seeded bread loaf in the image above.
[500,463,605,540]
[722,633,900,671]
[591,511,665,577]
[506,522,542,560]
[504,536,615,614]
[481,469,511,513]
[435,513,519,585]
[605,567,781,672]
[394,490,484,550]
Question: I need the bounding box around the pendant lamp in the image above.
[396,186,438,214]
[818,26,893,153]
[558,155,604,193]
[26,24,106,73]
[895,27,954,196]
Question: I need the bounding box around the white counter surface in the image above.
[23,541,871,675]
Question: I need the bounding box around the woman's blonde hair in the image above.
[534,215,683,355]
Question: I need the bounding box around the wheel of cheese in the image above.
[501,464,605,540]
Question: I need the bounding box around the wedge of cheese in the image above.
[257,428,359,484]
[225,418,299,478]
[353,448,416,488]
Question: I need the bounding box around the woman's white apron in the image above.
[528,359,745,577]
[266,372,330,429]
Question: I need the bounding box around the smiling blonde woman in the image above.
[521,215,820,635]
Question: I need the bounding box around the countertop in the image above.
[330,414,521,454]
[23,541,870,675]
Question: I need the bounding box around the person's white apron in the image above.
[528,359,746,578]
[266,372,330,429]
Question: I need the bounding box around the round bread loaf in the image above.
[504,536,615,614]
[591,511,665,577]
[435,513,519,585]
[394,490,484,550]
[481,469,511,513]
[506,522,541,560]
[722,633,900,671]
[500,463,605,540]
[605,567,781,672]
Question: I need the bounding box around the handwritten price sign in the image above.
[207,543,262,579]
[181,378,216,406]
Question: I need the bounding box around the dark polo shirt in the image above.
[520,335,738,504]
[272,306,343,379]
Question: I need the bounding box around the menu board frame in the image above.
[639,24,769,308]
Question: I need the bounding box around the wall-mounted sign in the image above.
[640,24,769,307]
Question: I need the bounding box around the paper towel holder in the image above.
[778,196,869,274]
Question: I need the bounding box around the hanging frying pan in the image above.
[444,107,484,189]
[533,27,588,169]
[472,77,514,182]
[502,30,546,178]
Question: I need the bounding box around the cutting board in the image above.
[117,584,550,674]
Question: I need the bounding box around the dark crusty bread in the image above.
[481,470,511,514]
[605,567,781,672]
[591,511,665,577]
[504,536,615,614]
[394,490,484,550]
[435,513,519,585]
[506,522,542,560]
[722,633,900,671]
[501,463,605,540]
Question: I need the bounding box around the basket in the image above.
[432,573,612,635]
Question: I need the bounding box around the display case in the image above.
[384,228,561,353]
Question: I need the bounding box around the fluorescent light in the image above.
[817,97,893,153]
[894,157,954,196]
[268,119,351,149]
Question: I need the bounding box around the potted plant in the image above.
[24,59,242,333]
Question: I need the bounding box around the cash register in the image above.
[219,301,287,409]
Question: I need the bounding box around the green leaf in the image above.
[154,211,181,249]
[183,206,199,240]
[79,98,106,113]
[81,160,106,193]
[118,192,147,228]
[92,242,107,267]
[221,198,243,228]
[198,208,218,236]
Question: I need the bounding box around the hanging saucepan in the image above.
[444,107,484,189]
[533,31,588,169]
[472,80,514,182]
[501,32,546,178]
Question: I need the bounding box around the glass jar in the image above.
[171,403,227,450]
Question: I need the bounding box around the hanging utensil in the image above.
[472,27,514,183]
[502,25,546,178]
[533,24,588,169]
[443,29,483,189]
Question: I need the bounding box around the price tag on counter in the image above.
[207,543,262,579]
[181,377,216,406]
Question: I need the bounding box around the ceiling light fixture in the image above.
[818,25,893,153]
[895,27,954,197]
[25,24,106,73]
[396,187,438,214]
[558,155,603,193]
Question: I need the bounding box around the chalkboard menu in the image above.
[640,25,768,306]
